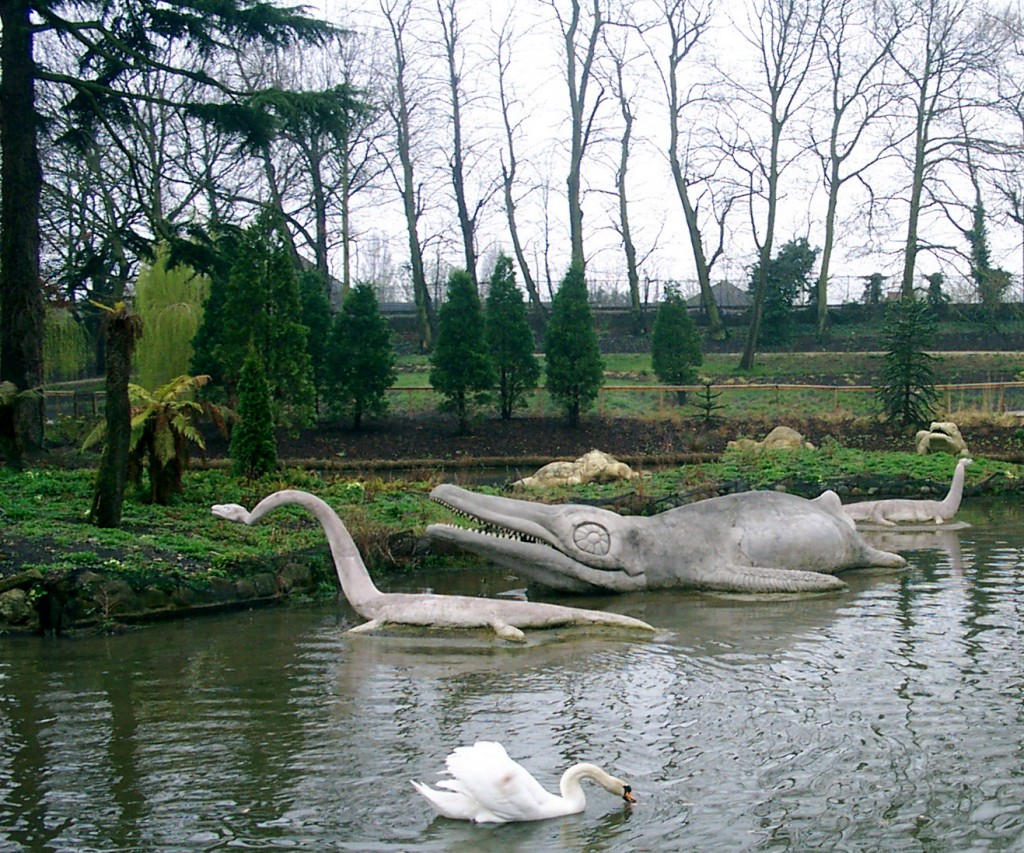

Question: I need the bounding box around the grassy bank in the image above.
[3,446,1023,631]
[14,336,1024,635]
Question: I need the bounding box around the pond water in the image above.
[2,498,1023,852]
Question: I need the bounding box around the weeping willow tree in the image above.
[44,308,91,382]
[134,249,209,391]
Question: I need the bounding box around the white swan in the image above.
[411,741,636,823]
[843,457,974,526]
[211,489,655,642]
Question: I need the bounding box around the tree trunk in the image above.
[148,431,186,505]
[496,24,545,321]
[89,313,138,528]
[666,54,726,341]
[439,0,479,286]
[816,159,840,339]
[260,145,301,264]
[614,71,644,335]
[340,135,353,297]
[402,174,433,352]
[740,114,782,371]
[901,114,928,299]
[901,49,933,300]
[740,244,772,371]
[676,177,726,340]
[456,390,469,435]
[308,140,331,280]
[562,0,602,269]
[567,399,580,428]
[502,171,545,322]
[390,15,433,350]
[0,0,45,458]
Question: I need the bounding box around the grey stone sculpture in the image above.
[427,484,906,594]
[212,489,654,642]
[843,457,973,526]
[915,421,969,456]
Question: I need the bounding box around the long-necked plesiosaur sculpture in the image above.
[212,489,654,642]
[842,457,973,526]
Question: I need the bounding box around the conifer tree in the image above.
[325,283,396,430]
[862,273,886,306]
[231,347,278,479]
[190,241,233,390]
[486,254,540,420]
[298,269,333,408]
[430,269,495,434]
[191,216,315,428]
[651,284,703,404]
[877,297,939,427]
[544,261,604,427]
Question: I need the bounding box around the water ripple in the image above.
[2,501,1024,850]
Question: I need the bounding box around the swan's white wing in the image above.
[410,780,504,823]
[442,741,561,821]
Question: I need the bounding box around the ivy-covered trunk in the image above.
[89,310,140,527]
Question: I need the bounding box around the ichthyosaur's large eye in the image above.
[572,521,611,556]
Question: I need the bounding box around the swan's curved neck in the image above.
[939,460,968,514]
[558,763,613,810]
[248,489,381,609]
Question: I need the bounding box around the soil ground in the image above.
[197,411,1024,469]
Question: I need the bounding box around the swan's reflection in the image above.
[417,802,633,853]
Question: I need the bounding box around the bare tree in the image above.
[810,0,902,337]
[494,11,546,317]
[648,0,732,340]
[603,23,648,331]
[539,169,559,299]
[228,42,382,294]
[434,0,497,286]
[547,0,607,268]
[732,0,823,370]
[380,0,435,350]
[358,231,408,301]
[995,36,1024,298]
[883,0,1009,298]
[328,31,393,294]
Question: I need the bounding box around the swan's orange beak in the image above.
[623,785,637,804]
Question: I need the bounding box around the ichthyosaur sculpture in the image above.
[842,458,973,526]
[212,489,654,642]
[427,484,907,594]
